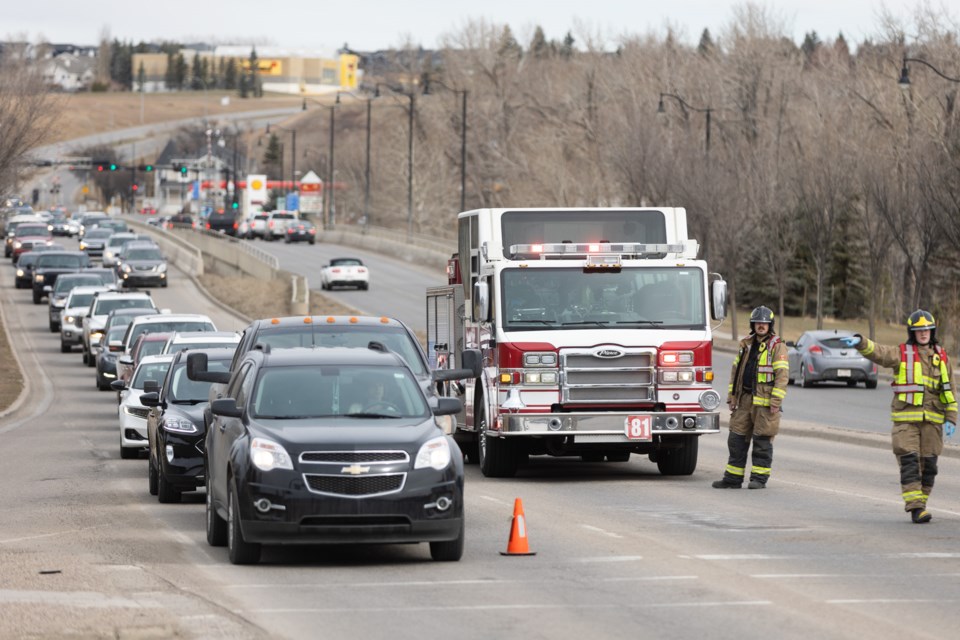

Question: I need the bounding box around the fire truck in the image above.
[426,207,727,478]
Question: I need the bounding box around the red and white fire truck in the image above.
[426,207,727,478]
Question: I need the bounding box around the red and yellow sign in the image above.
[242,59,283,76]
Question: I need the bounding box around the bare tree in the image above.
[0,56,59,195]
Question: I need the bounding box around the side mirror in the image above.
[187,351,232,383]
[118,355,133,366]
[211,397,242,418]
[433,397,463,416]
[473,279,490,322]
[43,285,52,293]
[460,349,482,378]
[143,380,160,393]
[785,341,796,348]
[110,380,126,391]
[710,277,728,322]
[139,391,160,407]
[433,368,478,382]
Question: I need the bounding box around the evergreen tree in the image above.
[174,53,187,90]
[262,133,282,178]
[191,52,203,90]
[224,58,237,90]
[697,28,715,57]
[238,72,248,98]
[497,26,522,60]
[530,26,549,59]
[801,31,821,66]
[137,61,145,92]
[559,31,575,59]
[164,51,177,90]
[248,47,261,98]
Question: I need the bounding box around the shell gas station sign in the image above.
[246,174,268,205]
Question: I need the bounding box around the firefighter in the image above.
[713,306,789,489]
[839,310,957,523]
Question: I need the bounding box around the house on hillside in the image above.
[42,52,96,91]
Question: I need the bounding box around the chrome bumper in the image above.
[499,412,720,437]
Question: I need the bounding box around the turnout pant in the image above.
[892,421,943,511]
[722,394,778,486]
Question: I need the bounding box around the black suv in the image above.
[32,251,91,304]
[143,347,234,503]
[204,344,464,564]
[204,209,239,236]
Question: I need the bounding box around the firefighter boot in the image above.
[713,432,749,488]
[911,508,932,524]
[712,479,741,489]
[748,480,766,490]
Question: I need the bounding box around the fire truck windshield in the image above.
[501,267,705,331]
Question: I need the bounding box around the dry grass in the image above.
[44,92,304,144]
[727,310,907,347]
[0,315,24,413]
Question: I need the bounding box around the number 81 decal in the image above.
[625,415,652,440]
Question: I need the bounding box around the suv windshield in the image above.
[125,248,163,261]
[54,276,102,294]
[251,364,428,419]
[94,298,156,315]
[128,322,215,346]
[16,225,48,237]
[37,254,85,269]
[66,292,99,309]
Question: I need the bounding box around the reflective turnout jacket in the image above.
[858,338,958,425]
[728,334,789,410]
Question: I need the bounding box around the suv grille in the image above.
[303,473,406,498]
[561,347,655,404]
[300,451,409,464]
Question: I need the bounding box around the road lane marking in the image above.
[754,573,960,579]
[0,526,104,545]
[773,479,960,517]
[0,589,160,609]
[242,601,773,614]
[580,524,624,539]
[828,598,954,604]
[688,554,795,560]
[479,495,511,506]
[602,576,698,582]
[571,555,643,563]
[224,579,513,589]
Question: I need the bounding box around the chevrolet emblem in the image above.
[341,464,371,475]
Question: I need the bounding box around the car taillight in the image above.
[269,221,274,228]
[809,345,823,354]
[331,268,341,273]
[308,229,316,234]
[233,222,238,229]
[205,222,211,229]
[357,267,367,273]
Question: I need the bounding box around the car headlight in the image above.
[157,263,167,273]
[250,437,293,471]
[163,417,198,434]
[15,269,24,277]
[35,274,44,282]
[122,265,132,273]
[79,243,87,250]
[414,436,452,470]
[90,331,104,343]
[63,315,74,324]
[13,241,21,249]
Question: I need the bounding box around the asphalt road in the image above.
[4,247,960,639]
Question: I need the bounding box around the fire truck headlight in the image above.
[661,371,678,383]
[524,354,540,365]
[678,371,694,383]
[541,372,557,384]
[524,372,541,384]
[699,390,722,411]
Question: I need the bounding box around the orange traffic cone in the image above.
[500,497,536,556]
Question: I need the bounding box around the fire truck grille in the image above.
[561,348,656,404]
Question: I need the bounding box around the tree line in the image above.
[283,7,960,349]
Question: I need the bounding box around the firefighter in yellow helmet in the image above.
[840,309,957,523]
[713,306,790,489]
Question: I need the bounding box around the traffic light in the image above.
[96,165,105,172]
[131,184,139,192]
[109,163,118,171]
[139,164,154,172]
[231,201,239,209]
[180,165,188,175]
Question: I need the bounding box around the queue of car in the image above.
[4,209,471,566]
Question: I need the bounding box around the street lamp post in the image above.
[378,84,416,238]
[423,78,468,211]
[302,95,342,229]
[657,92,712,156]
[898,55,960,87]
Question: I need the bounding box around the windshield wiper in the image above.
[510,319,556,325]
[561,320,611,326]
[345,412,397,419]
[171,399,206,405]
[615,320,664,326]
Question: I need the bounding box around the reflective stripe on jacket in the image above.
[728,334,789,410]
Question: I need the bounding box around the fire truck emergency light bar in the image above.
[509,242,690,260]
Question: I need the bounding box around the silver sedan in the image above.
[786,329,878,389]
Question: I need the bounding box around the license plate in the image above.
[838,369,851,377]
[625,415,652,441]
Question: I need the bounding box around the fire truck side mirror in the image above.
[473,279,490,322]
[711,278,728,321]
[461,349,482,378]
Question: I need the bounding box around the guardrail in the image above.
[320,223,454,271]
[124,219,204,276]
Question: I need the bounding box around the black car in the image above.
[14,251,41,289]
[167,213,195,230]
[32,251,91,304]
[116,243,168,288]
[283,220,317,244]
[96,308,159,390]
[143,348,234,503]
[204,209,239,236]
[204,345,464,565]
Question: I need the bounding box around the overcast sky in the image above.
[3,1,938,52]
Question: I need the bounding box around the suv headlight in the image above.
[122,264,132,273]
[414,436,452,470]
[162,417,198,434]
[250,437,293,471]
[157,263,167,273]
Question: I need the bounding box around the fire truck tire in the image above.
[656,436,699,476]
[606,452,631,462]
[477,404,518,478]
[581,453,605,463]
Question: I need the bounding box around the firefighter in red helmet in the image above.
[840,309,957,523]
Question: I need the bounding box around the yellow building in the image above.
[131,47,360,94]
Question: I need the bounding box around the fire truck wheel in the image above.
[477,403,518,478]
[606,452,631,462]
[656,436,699,476]
[581,453,605,463]
[454,431,479,464]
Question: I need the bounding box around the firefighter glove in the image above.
[839,336,861,347]
[945,421,956,438]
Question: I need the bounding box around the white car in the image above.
[101,232,139,268]
[266,210,298,240]
[81,291,159,367]
[117,353,174,459]
[160,330,240,355]
[247,213,269,240]
[320,257,370,291]
[59,285,109,353]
